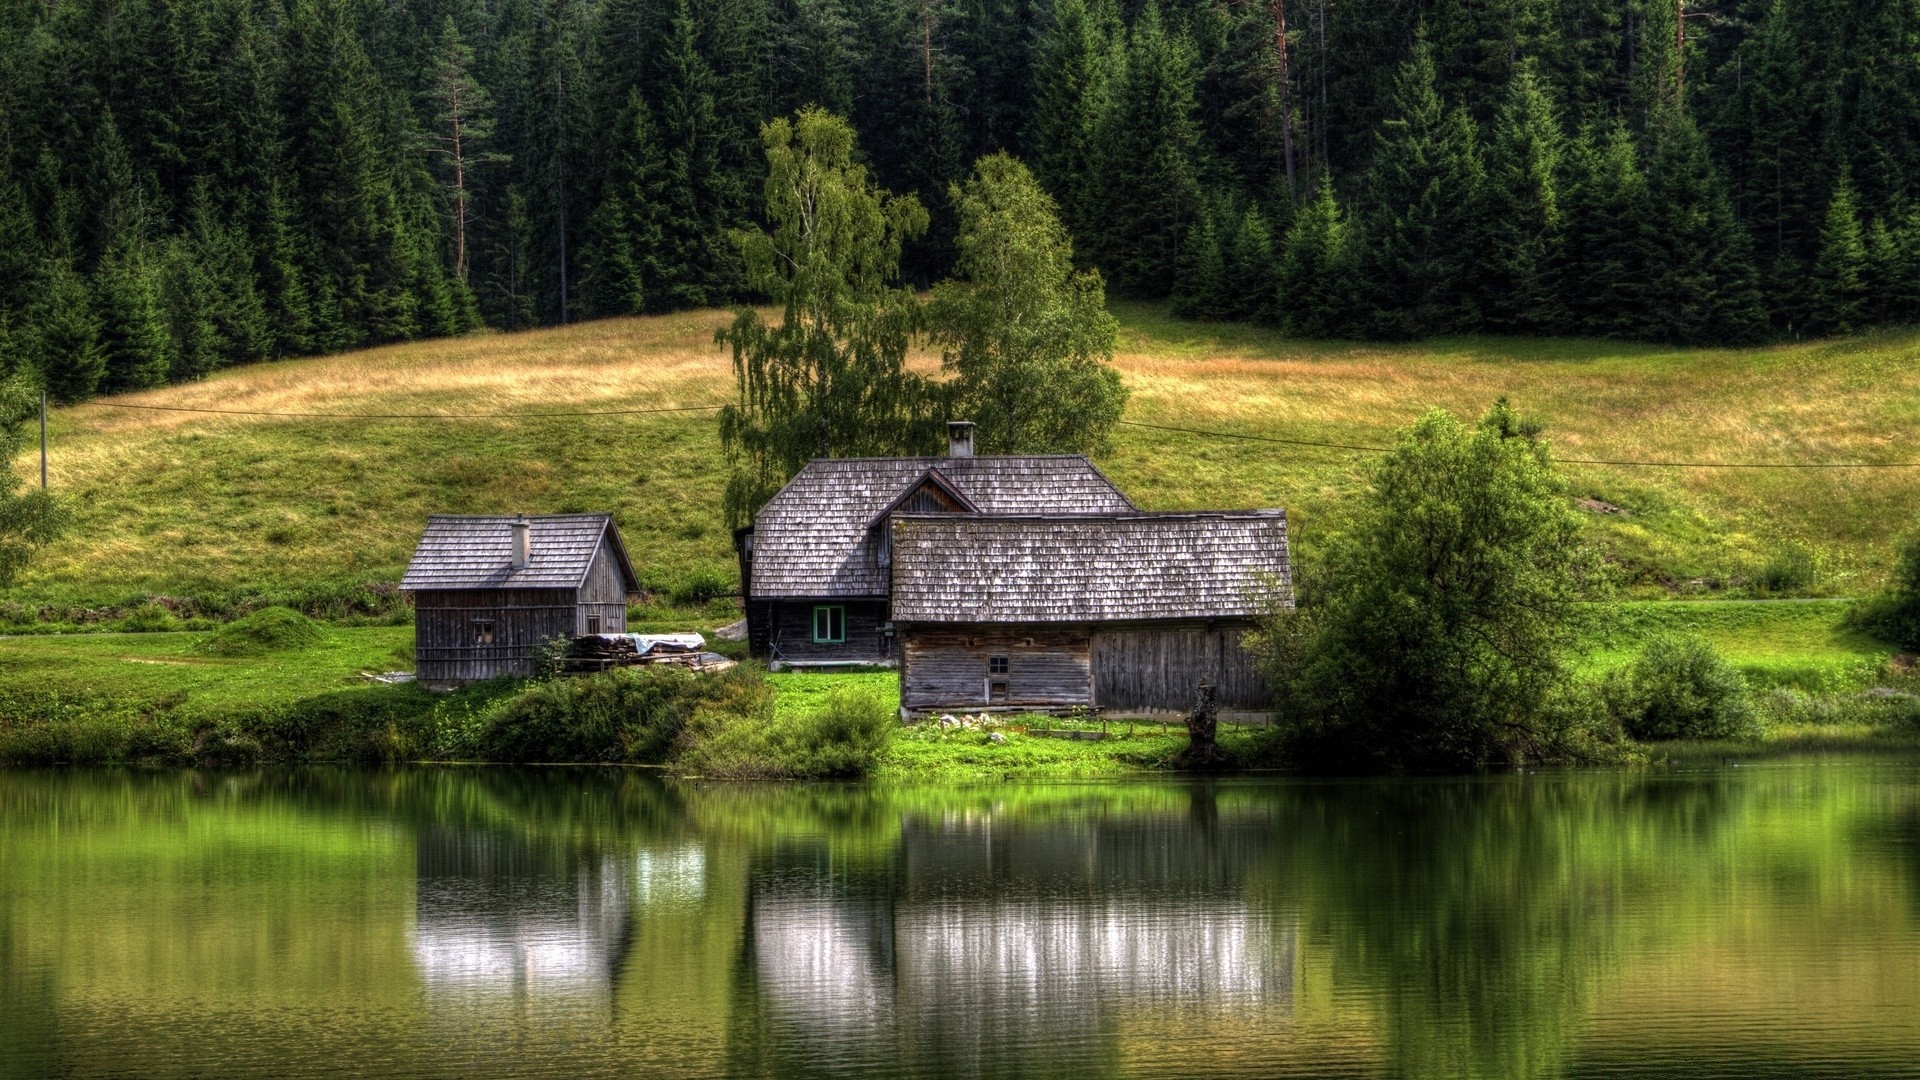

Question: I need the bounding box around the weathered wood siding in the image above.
[415,588,578,684]
[768,599,892,663]
[1091,623,1267,711]
[901,625,1091,711]
[577,544,629,634]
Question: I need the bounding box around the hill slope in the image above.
[14,303,1920,619]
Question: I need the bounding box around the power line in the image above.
[83,401,726,419]
[1116,418,1920,470]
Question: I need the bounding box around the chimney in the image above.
[947,420,975,458]
[510,515,531,570]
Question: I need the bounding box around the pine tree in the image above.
[1559,123,1657,339]
[1029,0,1117,239]
[1277,174,1355,337]
[94,241,174,390]
[30,258,106,402]
[1482,60,1566,333]
[1641,106,1766,345]
[1360,31,1486,337]
[1171,204,1229,320]
[1809,168,1867,336]
[425,15,495,287]
[1226,204,1278,321]
[1091,5,1203,295]
[653,0,747,309]
[578,88,666,317]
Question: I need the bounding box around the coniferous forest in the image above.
[3,0,1918,402]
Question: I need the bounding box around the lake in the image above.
[3,764,1919,1078]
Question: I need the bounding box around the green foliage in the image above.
[1603,636,1758,741]
[928,153,1126,454]
[1256,402,1601,770]
[716,107,932,525]
[1848,524,1920,650]
[1089,4,1201,294]
[0,373,66,588]
[478,665,767,765]
[1276,176,1356,337]
[677,683,893,779]
[578,88,667,317]
[197,606,324,657]
[1811,169,1869,336]
[121,603,180,633]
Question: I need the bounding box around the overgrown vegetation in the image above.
[1255,402,1614,771]
[1848,522,1920,650]
[676,685,894,780]
[1602,636,1759,741]
[196,606,323,657]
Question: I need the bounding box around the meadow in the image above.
[12,302,1920,623]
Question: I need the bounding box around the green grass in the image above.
[1587,599,1893,691]
[12,303,1920,622]
[0,626,415,713]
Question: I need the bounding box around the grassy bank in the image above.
[14,305,1920,624]
[2,599,1912,774]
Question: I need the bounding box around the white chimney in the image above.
[947,420,975,458]
[510,515,531,570]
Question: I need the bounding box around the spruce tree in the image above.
[1809,169,1868,336]
[1277,174,1355,337]
[30,258,106,402]
[94,241,174,390]
[653,0,747,309]
[1226,204,1278,322]
[578,88,666,317]
[1482,60,1566,333]
[1559,123,1657,339]
[1360,31,1486,338]
[1029,0,1117,239]
[1171,204,1229,319]
[1091,5,1203,294]
[1641,107,1766,345]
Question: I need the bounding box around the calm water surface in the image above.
[4,764,1920,1078]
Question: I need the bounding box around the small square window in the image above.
[812,605,846,644]
[472,620,495,645]
[988,655,1008,675]
[586,614,602,635]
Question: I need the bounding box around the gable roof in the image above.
[748,456,1137,598]
[888,511,1291,623]
[401,514,641,593]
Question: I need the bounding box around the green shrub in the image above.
[677,686,893,779]
[1605,637,1759,741]
[478,665,768,764]
[1848,525,1920,649]
[197,606,324,656]
[121,602,178,633]
[1752,544,1818,596]
[1753,686,1920,729]
[667,566,736,608]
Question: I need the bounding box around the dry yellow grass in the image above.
[14,301,1920,609]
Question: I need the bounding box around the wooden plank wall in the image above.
[415,588,578,683]
[769,599,892,662]
[1091,624,1268,711]
[577,545,628,634]
[901,625,1091,710]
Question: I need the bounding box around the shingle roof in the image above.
[748,456,1137,598]
[401,514,640,592]
[888,512,1291,623]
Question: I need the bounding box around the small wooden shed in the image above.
[888,511,1291,717]
[402,513,641,687]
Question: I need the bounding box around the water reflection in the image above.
[3,765,1920,1079]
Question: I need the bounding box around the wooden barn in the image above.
[734,421,1137,666]
[402,513,640,687]
[888,512,1291,717]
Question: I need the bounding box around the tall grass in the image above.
[15,305,1920,620]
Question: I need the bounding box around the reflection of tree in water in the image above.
[1264,774,1746,1080]
[725,784,1295,1079]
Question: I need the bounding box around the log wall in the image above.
[415,588,578,684]
[577,548,630,635]
[767,599,892,663]
[901,625,1092,711]
[1090,623,1267,711]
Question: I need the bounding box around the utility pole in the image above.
[39,388,47,490]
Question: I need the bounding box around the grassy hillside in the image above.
[13,302,1920,618]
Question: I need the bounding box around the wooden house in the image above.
[734,422,1137,666]
[402,513,640,687]
[888,512,1291,716]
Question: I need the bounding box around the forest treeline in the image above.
[2,0,1917,403]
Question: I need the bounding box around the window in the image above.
[989,655,1009,675]
[472,620,495,645]
[586,614,602,635]
[812,605,846,644]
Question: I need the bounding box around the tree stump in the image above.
[1173,681,1229,771]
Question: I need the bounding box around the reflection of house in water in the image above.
[746,807,1295,1073]
[409,827,634,1003]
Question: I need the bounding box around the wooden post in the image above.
[39,388,47,490]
